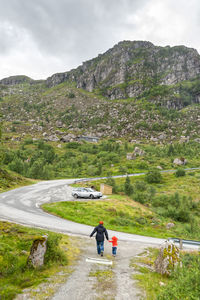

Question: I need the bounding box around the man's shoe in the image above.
[101,251,103,257]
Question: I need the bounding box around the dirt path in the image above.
[51,237,151,300]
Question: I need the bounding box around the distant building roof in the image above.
[77,136,99,142]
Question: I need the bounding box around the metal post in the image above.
[179,239,183,250]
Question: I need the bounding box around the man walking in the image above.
[90,221,109,256]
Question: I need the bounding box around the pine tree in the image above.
[124,176,133,196]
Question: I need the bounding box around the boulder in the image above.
[166,222,175,229]
[179,136,189,143]
[154,241,180,275]
[150,137,159,142]
[126,153,134,160]
[133,147,145,157]
[27,235,48,268]
[173,158,187,165]
[56,120,63,128]
[157,166,163,170]
[46,135,59,142]
[60,134,76,142]
[194,138,200,143]
[158,133,166,140]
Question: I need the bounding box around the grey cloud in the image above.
[0,0,199,79]
[0,0,149,59]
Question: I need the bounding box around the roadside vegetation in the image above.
[1,138,200,180]
[0,221,79,300]
[131,248,200,299]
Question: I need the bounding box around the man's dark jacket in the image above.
[90,224,109,242]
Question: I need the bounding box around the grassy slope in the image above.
[0,221,79,300]
[1,80,200,143]
[0,168,36,193]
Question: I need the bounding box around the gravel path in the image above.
[51,237,151,300]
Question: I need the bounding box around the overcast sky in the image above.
[0,0,199,80]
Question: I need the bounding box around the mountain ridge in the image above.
[1,40,200,142]
[1,40,200,109]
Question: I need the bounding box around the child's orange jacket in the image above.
[109,236,118,247]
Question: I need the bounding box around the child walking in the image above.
[109,236,118,257]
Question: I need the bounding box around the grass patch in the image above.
[0,168,36,193]
[0,221,79,299]
[42,193,198,239]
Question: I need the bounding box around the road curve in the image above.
[0,179,166,245]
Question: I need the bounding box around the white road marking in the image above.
[86,257,113,265]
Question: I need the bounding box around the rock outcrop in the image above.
[0,75,33,85]
[154,241,181,275]
[27,235,48,268]
[173,158,187,165]
[46,40,200,108]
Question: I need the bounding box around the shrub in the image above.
[134,180,147,191]
[45,234,67,266]
[132,191,148,204]
[105,176,117,193]
[68,92,75,98]
[145,169,162,183]
[134,161,148,170]
[157,253,200,299]
[23,138,33,145]
[152,193,193,222]
[65,142,80,149]
[8,157,24,174]
[175,168,186,177]
[87,165,98,176]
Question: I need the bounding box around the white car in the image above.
[72,187,102,199]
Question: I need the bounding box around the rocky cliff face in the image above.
[1,41,200,109]
[46,40,200,106]
[0,75,33,85]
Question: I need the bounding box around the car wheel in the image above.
[89,194,94,199]
[74,194,78,199]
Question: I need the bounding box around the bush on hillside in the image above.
[175,168,186,177]
[145,169,162,184]
[152,193,194,222]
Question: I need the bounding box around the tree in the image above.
[167,144,175,156]
[175,168,186,177]
[145,169,162,184]
[124,176,133,196]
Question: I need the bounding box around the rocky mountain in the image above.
[45,40,200,109]
[0,40,200,142]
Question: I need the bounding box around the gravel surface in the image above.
[51,237,150,300]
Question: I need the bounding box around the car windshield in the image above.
[86,188,95,192]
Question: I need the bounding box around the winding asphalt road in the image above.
[0,179,165,245]
[0,177,199,249]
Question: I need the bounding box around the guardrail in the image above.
[74,167,200,184]
[168,238,200,249]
